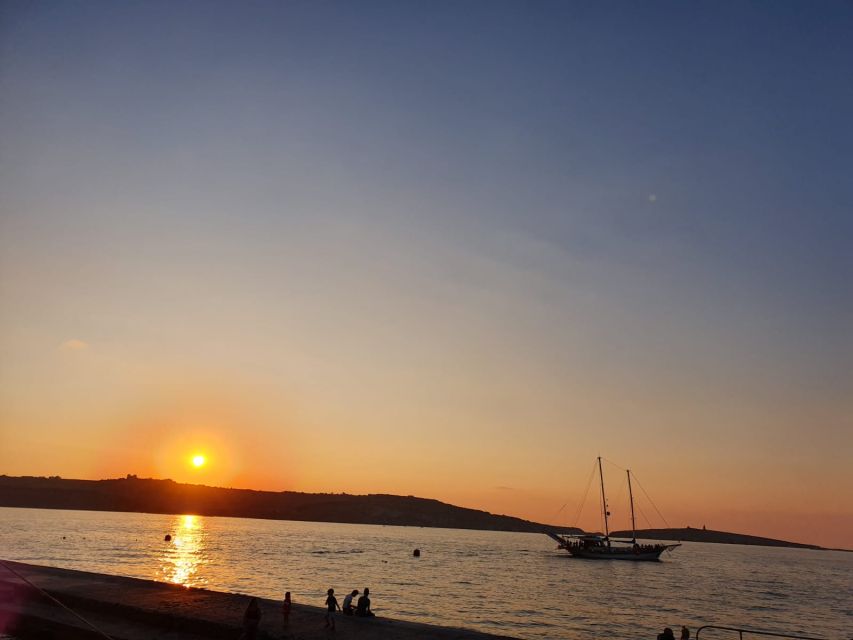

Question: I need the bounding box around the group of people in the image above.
[658,626,691,640]
[325,587,374,629]
[247,590,687,639]
[239,587,374,638]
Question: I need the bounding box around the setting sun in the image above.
[191,455,206,468]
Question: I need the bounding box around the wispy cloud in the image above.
[59,338,89,352]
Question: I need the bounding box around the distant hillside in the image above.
[0,475,581,535]
[609,527,823,550]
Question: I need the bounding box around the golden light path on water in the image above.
[159,514,208,588]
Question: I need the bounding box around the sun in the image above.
[191,454,206,468]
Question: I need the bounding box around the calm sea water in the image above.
[0,507,849,639]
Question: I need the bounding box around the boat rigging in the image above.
[546,457,680,561]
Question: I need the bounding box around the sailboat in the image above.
[546,457,680,561]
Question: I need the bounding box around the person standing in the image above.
[281,592,291,627]
[325,588,341,629]
[680,626,690,640]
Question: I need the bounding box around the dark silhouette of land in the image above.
[0,475,834,549]
[0,475,578,534]
[609,527,824,550]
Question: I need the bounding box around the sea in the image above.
[0,507,849,639]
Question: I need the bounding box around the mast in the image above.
[597,456,610,544]
[627,469,637,544]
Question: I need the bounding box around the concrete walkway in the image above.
[0,560,518,640]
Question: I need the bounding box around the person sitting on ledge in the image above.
[657,628,676,640]
[355,587,375,617]
[240,598,262,640]
[343,589,359,615]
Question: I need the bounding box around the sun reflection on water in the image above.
[159,514,208,588]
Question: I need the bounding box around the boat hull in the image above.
[565,547,666,561]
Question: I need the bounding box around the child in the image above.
[281,592,291,626]
[324,588,341,629]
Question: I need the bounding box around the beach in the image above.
[0,561,517,640]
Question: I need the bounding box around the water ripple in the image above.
[0,507,849,640]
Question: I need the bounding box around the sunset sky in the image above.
[1,2,851,549]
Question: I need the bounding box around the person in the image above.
[355,587,374,618]
[281,592,291,626]
[240,598,262,640]
[657,628,675,640]
[342,589,358,615]
[325,588,341,629]
[680,626,690,640]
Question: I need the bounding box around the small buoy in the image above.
[413,548,420,557]
[164,534,172,542]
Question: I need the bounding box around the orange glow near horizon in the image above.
[0,312,850,550]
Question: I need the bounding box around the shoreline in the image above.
[0,476,577,537]
[1,503,840,552]
[0,560,519,640]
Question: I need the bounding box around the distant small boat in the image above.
[547,457,680,561]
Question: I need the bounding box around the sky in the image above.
[0,1,851,549]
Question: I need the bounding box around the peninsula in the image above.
[609,527,825,550]
[0,475,578,534]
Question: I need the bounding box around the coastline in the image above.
[0,560,518,640]
[0,476,575,536]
